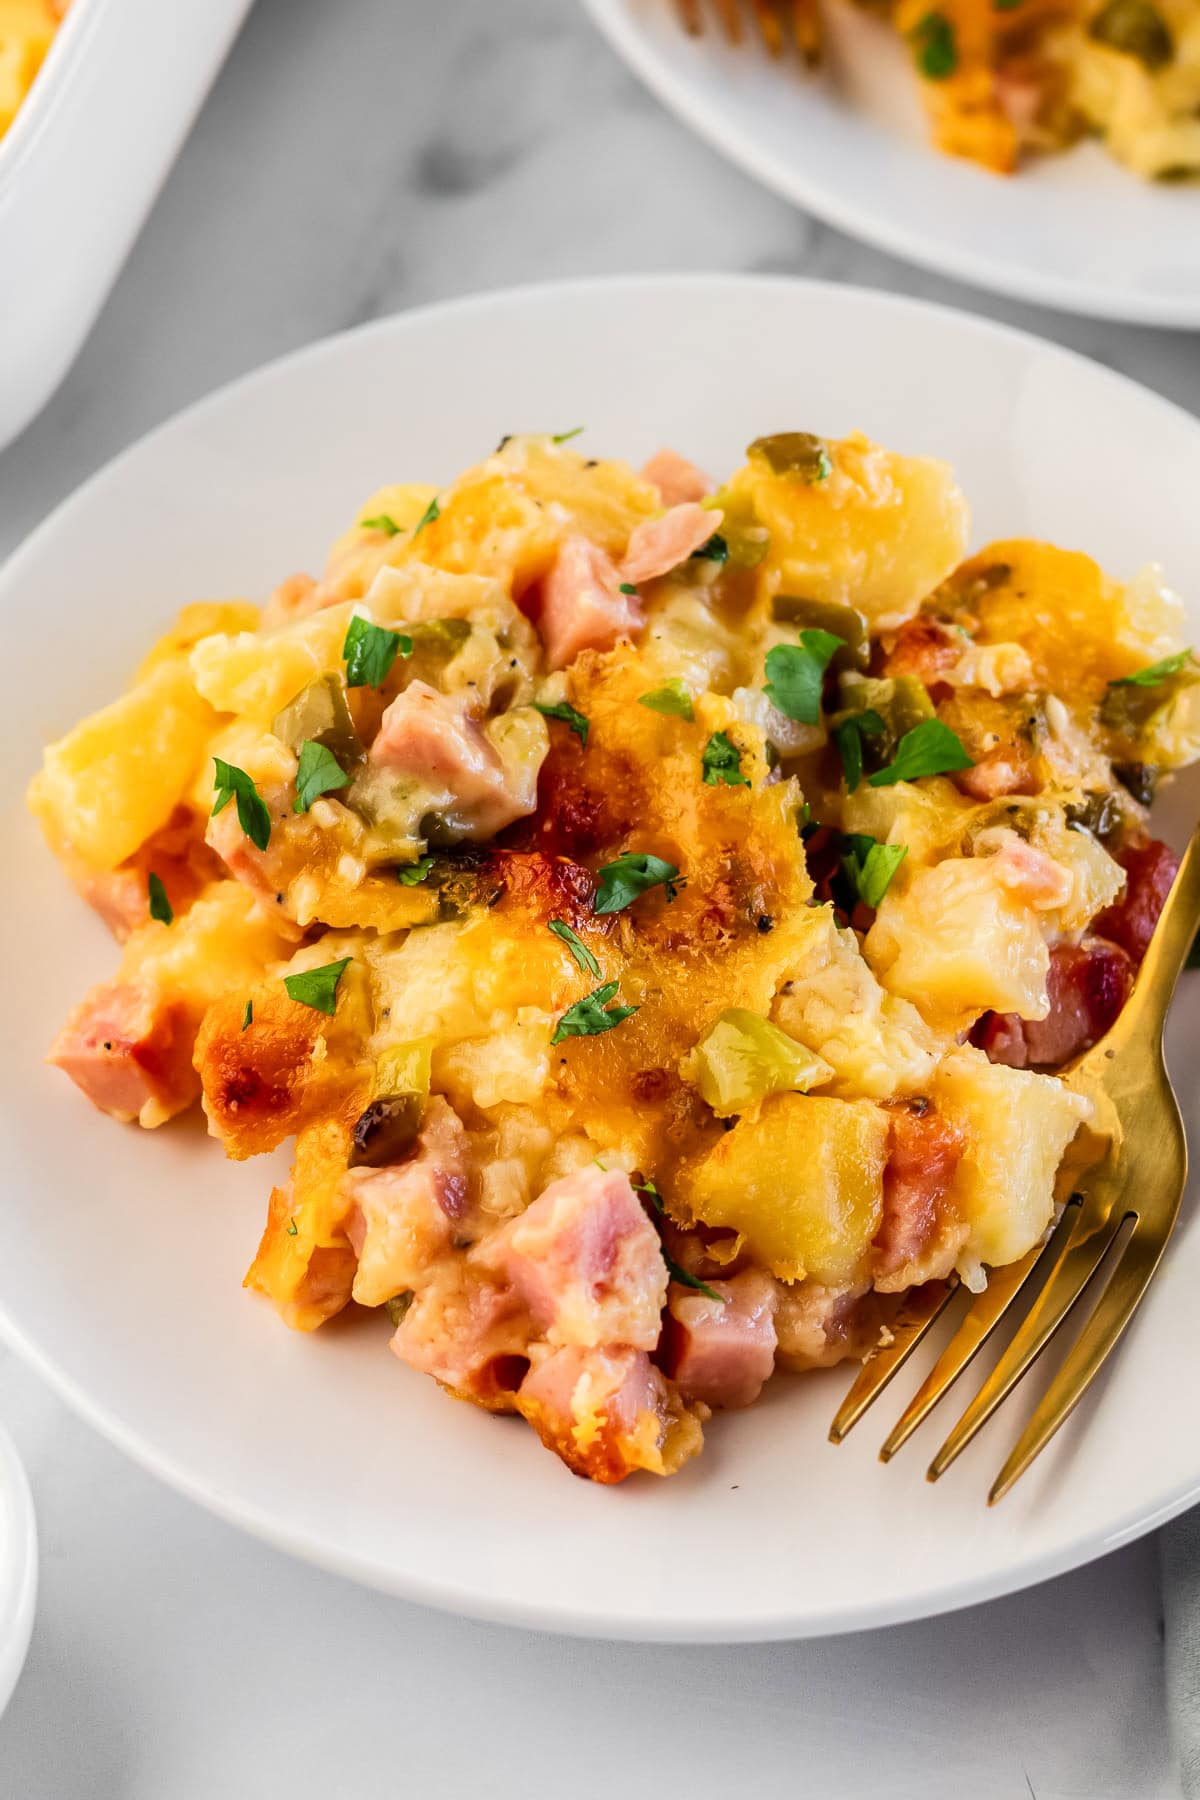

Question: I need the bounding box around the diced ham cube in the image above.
[641,449,713,507]
[343,1096,471,1308]
[261,573,322,629]
[621,503,723,586]
[1093,837,1179,965]
[881,615,962,695]
[516,1344,703,1482]
[74,805,222,942]
[47,979,197,1127]
[537,536,643,669]
[485,1165,668,1351]
[873,1104,966,1289]
[370,679,538,838]
[983,830,1073,909]
[774,1281,881,1372]
[661,1268,778,1410]
[972,938,1134,1071]
[205,796,304,941]
[392,1269,532,1410]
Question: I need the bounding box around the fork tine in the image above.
[927,1197,1127,1482]
[828,1280,957,1444]
[878,1229,1057,1462]
[989,1218,1166,1503]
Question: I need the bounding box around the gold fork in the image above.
[671,0,822,63]
[830,821,1200,1502]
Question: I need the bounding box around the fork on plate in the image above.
[670,0,821,63]
[830,821,1200,1501]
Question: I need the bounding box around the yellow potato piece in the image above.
[29,662,217,871]
[685,1093,888,1284]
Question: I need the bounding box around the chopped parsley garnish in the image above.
[867,718,973,787]
[764,629,845,725]
[1109,649,1194,688]
[532,698,589,746]
[147,872,173,926]
[619,582,638,596]
[550,981,639,1045]
[594,851,683,914]
[692,533,729,564]
[638,679,694,720]
[284,956,352,1016]
[412,495,441,536]
[832,708,887,793]
[396,855,435,886]
[548,918,602,977]
[662,1250,724,1303]
[241,1000,253,1032]
[841,835,908,909]
[286,1218,299,1237]
[211,758,272,852]
[910,9,958,77]
[342,614,411,689]
[360,513,401,535]
[385,1291,413,1326]
[994,0,1024,10]
[293,740,350,813]
[551,427,584,443]
[701,731,751,787]
[635,1176,664,1212]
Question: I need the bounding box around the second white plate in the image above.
[585,0,1200,328]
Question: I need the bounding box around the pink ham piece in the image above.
[621,502,723,587]
[485,1165,668,1351]
[392,1269,531,1410]
[537,535,643,669]
[343,1097,471,1308]
[370,679,538,838]
[972,938,1134,1071]
[47,979,197,1127]
[661,1268,778,1410]
[641,449,713,508]
[1093,837,1179,965]
[205,797,304,941]
[873,1105,966,1289]
[516,1343,702,1483]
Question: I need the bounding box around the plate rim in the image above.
[582,0,1200,330]
[3,271,1200,1642]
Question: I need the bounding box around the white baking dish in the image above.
[0,0,255,453]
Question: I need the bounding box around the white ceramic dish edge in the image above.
[0,1424,36,1715]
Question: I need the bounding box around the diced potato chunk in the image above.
[189,605,351,721]
[866,857,1049,1030]
[685,1093,887,1283]
[135,601,261,680]
[29,662,217,871]
[933,1049,1090,1281]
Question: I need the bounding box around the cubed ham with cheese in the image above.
[661,1268,778,1410]
[47,979,197,1127]
[972,939,1134,1071]
[343,1097,471,1308]
[516,1343,703,1482]
[485,1165,668,1350]
[1093,837,1179,965]
[872,1104,966,1289]
[536,536,643,669]
[641,449,713,508]
[370,679,538,838]
[392,1269,532,1410]
[621,503,723,586]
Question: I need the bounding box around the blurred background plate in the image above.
[0,1423,36,1718]
[584,0,1200,327]
[1,275,1199,1642]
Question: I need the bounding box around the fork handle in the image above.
[1132,820,1200,1034]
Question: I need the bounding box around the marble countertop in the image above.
[0,0,1195,1792]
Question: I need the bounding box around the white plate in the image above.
[584,0,1200,328]
[2,275,1199,1643]
[0,0,254,452]
[0,1424,36,1717]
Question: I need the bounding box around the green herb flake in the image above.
[385,1291,413,1327]
[412,496,442,536]
[638,679,694,720]
[1109,649,1194,688]
[342,614,411,689]
[832,708,887,793]
[841,838,908,910]
[293,740,350,814]
[910,10,958,77]
[550,980,639,1045]
[701,731,751,788]
[994,0,1024,11]
[359,513,401,536]
[691,533,729,564]
[283,956,352,1016]
[211,758,272,853]
[635,1176,664,1213]
[594,851,683,914]
[662,1249,724,1303]
[763,628,845,725]
[147,872,173,926]
[532,699,589,746]
[867,718,973,787]
[396,855,435,886]
[551,427,584,443]
[619,582,639,596]
[286,1218,299,1237]
[548,918,602,977]
[241,1000,253,1033]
